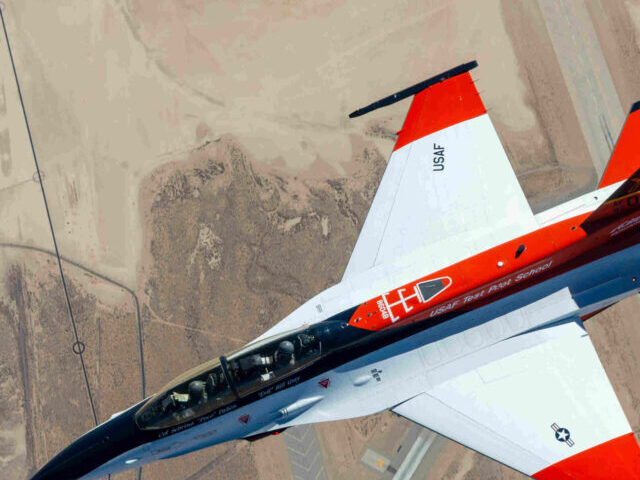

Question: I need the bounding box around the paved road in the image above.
[391,430,436,480]
[283,425,328,480]
[537,0,625,176]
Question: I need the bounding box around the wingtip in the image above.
[533,432,640,480]
[348,60,479,119]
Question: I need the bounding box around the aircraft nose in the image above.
[30,430,116,480]
[31,402,148,480]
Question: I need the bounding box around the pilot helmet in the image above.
[188,380,206,402]
[278,340,295,357]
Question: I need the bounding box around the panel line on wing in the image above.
[371,141,416,268]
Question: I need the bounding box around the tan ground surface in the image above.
[1,1,640,479]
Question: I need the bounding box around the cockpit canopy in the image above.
[135,320,348,430]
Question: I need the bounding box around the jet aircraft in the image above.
[33,61,640,479]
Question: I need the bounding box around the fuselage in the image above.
[32,182,640,480]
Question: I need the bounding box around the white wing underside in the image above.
[342,113,537,280]
[392,319,632,476]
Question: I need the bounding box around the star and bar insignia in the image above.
[551,423,574,447]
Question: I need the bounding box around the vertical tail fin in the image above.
[598,102,640,189]
[581,167,640,234]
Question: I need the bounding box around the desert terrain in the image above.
[1,1,640,479]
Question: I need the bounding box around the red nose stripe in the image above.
[533,432,640,480]
[393,71,486,152]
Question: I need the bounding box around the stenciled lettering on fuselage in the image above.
[452,260,554,311]
[257,375,302,398]
[610,214,640,237]
[433,143,445,171]
[429,260,553,318]
[156,377,303,439]
[157,402,239,439]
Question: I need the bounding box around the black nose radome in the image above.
[31,402,148,480]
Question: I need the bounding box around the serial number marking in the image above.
[377,299,390,319]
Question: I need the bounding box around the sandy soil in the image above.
[587,0,640,114]
[314,412,401,480]
[500,0,596,210]
[0,1,639,480]
[0,0,599,290]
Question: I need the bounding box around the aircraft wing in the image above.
[343,62,537,280]
[392,319,640,479]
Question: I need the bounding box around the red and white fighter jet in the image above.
[33,62,640,480]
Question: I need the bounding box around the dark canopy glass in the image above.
[136,320,350,430]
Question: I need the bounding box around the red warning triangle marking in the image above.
[238,414,250,424]
[318,378,330,389]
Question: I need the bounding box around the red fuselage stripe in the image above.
[349,207,640,331]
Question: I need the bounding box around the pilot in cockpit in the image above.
[275,340,296,367]
[187,380,207,406]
